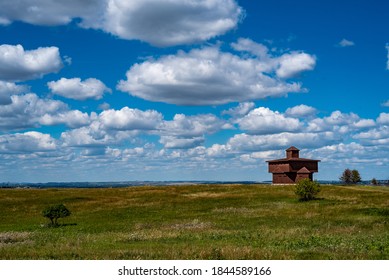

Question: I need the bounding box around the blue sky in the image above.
[0,0,388,182]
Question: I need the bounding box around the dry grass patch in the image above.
[168,219,212,230]
[213,207,257,215]
[183,191,233,198]
[0,232,32,245]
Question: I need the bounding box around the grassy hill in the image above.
[1,184,389,259]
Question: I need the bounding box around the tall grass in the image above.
[0,184,388,259]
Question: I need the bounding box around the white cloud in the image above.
[160,136,205,149]
[222,102,255,118]
[60,107,164,147]
[103,0,243,47]
[160,114,224,137]
[353,119,376,129]
[338,39,355,47]
[98,102,111,111]
[0,44,63,81]
[118,43,315,105]
[60,122,137,147]
[158,114,225,149]
[48,78,111,100]
[0,0,102,26]
[307,110,374,133]
[0,132,56,153]
[99,107,163,131]
[0,93,93,130]
[285,104,317,118]
[353,122,389,147]
[237,107,302,134]
[0,93,66,130]
[310,142,385,168]
[231,38,270,59]
[382,100,389,107]
[0,81,28,105]
[377,112,389,124]
[228,132,339,152]
[39,110,92,128]
[0,0,243,47]
[231,37,317,79]
[206,144,233,158]
[276,52,316,78]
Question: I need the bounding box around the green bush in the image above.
[42,204,71,226]
[294,178,321,201]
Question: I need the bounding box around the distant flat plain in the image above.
[1,184,388,259]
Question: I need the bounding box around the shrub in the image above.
[42,204,71,226]
[294,178,321,201]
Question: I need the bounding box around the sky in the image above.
[0,0,388,183]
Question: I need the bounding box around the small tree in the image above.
[295,178,321,201]
[371,178,378,185]
[340,168,352,184]
[351,169,361,184]
[42,204,71,226]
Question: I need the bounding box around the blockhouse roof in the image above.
[266,146,320,163]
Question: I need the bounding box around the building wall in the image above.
[273,172,313,184]
[268,163,290,173]
[296,173,312,182]
[289,161,318,172]
[273,173,296,184]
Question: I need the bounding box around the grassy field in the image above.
[0,184,389,260]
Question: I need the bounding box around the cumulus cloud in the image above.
[118,42,315,105]
[39,110,92,128]
[237,107,302,134]
[160,136,205,149]
[158,113,225,149]
[0,93,92,130]
[231,38,270,59]
[307,110,375,133]
[103,0,243,46]
[228,132,339,152]
[0,44,63,81]
[275,52,316,78]
[0,132,56,153]
[48,77,111,100]
[99,107,163,131]
[61,107,163,147]
[231,37,317,79]
[0,0,242,47]
[353,125,389,146]
[310,142,387,168]
[0,0,102,26]
[160,114,224,137]
[382,100,389,107]
[0,81,28,105]
[0,93,65,130]
[60,121,139,148]
[285,104,317,118]
[377,112,389,124]
[337,39,355,47]
[222,102,255,118]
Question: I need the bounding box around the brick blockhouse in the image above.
[266,146,320,184]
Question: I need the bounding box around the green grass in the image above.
[1,184,389,259]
